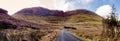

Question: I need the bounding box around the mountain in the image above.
[12,7,102,24]
[13,7,66,24]
[65,9,97,16]
[65,9,102,23]
[0,8,49,29]
[15,7,64,16]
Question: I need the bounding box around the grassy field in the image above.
[0,26,61,41]
[64,22,102,40]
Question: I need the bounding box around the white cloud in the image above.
[96,5,112,18]
[54,0,68,11]
[54,0,94,11]
[76,0,94,5]
[38,0,70,11]
[0,0,40,15]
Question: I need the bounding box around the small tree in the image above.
[101,5,120,41]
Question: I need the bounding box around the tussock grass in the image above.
[0,27,60,41]
[67,30,101,41]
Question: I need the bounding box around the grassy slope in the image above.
[11,14,62,41]
[65,14,103,41]
[0,27,60,41]
[12,14,49,24]
[65,14,102,28]
[12,14,66,29]
[0,14,61,41]
[67,14,102,23]
[12,14,68,24]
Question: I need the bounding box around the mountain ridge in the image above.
[15,7,98,16]
[15,7,64,16]
[13,7,102,24]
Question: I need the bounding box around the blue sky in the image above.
[63,0,119,12]
[0,0,120,19]
[55,0,120,18]
[56,0,111,10]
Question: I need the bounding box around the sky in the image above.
[0,0,120,19]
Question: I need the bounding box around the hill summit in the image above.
[15,7,64,16]
[15,7,97,16]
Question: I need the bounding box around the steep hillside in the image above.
[13,14,67,24]
[0,8,49,29]
[65,9,102,23]
[64,10,103,41]
[65,9,97,15]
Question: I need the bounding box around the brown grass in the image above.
[65,22,103,41]
[0,27,60,41]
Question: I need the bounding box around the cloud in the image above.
[0,0,95,15]
[76,0,94,5]
[96,5,112,18]
[54,0,94,11]
[39,0,56,9]
[38,0,70,11]
[0,0,40,15]
[54,0,69,11]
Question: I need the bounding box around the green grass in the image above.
[12,14,49,24]
[12,14,68,24]
[67,14,102,23]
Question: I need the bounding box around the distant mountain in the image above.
[13,7,102,24]
[0,8,49,29]
[13,7,66,23]
[65,9,97,16]
[15,7,64,16]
